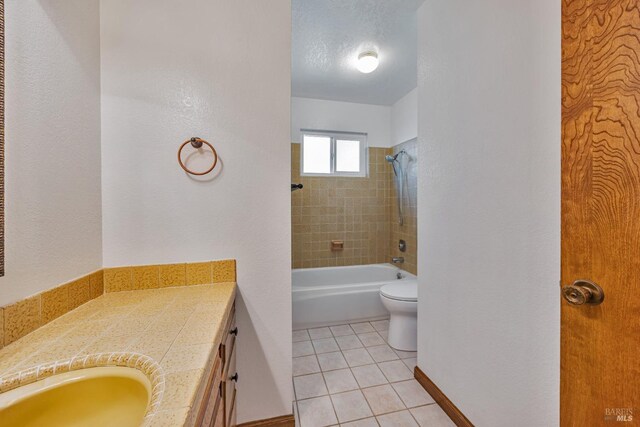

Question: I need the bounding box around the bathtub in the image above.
[292,263,417,330]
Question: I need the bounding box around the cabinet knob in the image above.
[230,372,238,382]
[229,327,238,336]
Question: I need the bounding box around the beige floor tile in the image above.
[392,380,435,408]
[410,405,456,427]
[376,410,418,427]
[294,355,321,376]
[378,330,389,341]
[293,330,311,342]
[294,341,316,357]
[317,351,348,372]
[402,357,417,370]
[362,384,405,415]
[312,338,340,354]
[297,396,338,427]
[330,325,354,337]
[343,348,375,367]
[366,345,399,363]
[350,322,375,334]
[377,360,413,382]
[294,373,328,400]
[336,335,364,351]
[340,418,379,427]
[330,390,373,423]
[371,320,389,332]
[308,327,333,339]
[394,349,417,359]
[323,368,359,394]
[351,364,388,388]
[358,332,385,347]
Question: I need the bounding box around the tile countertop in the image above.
[0,282,237,427]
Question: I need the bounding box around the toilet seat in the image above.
[380,281,417,302]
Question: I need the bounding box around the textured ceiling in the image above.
[292,0,423,106]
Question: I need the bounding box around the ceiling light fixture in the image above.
[356,51,379,74]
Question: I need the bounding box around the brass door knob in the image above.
[561,280,604,306]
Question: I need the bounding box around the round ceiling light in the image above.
[356,51,379,74]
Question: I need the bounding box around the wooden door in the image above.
[562,1,640,425]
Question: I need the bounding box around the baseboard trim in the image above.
[414,366,474,427]
[237,414,295,427]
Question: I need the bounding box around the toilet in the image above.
[379,280,418,351]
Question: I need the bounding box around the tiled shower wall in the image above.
[292,141,418,275]
[388,139,418,275]
[292,145,392,268]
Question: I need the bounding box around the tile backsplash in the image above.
[292,144,392,268]
[0,259,236,348]
[0,270,103,347]
[103,259,236,293]
[292,142,417,275]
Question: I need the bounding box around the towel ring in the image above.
[178,137,218,176]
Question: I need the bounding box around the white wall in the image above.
[100,0,292,423]
[0,0,102,306]
[417,1,560,426]
[291,97,391,147]
[391,88,417,146]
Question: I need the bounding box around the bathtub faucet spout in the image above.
[391,257,405,264]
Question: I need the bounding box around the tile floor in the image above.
[292,320,456,427]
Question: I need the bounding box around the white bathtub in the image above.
[292,263,417,330]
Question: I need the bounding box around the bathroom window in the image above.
[301,130,368,177]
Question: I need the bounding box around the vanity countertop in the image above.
[0,282,236,426]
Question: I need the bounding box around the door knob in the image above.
[561,280,604,306]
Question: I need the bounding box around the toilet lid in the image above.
[380,281,417,302]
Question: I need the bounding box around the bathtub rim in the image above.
[292,263,417,290]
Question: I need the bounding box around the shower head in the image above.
[385,150,407,163]
[385,153,399,176]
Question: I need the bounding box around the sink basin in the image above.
[0,366,151,427]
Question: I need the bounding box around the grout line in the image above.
[320,363,340,426]
[373,407,428,425]
[293,400,300,427]
[345,364,377,422]
[296,322,420,427]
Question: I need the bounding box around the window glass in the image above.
[302,135,331,174]
[335,139,361,172]
[300,131,367,177]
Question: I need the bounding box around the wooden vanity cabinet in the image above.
[196,303,237,427]
[223,306,237,427]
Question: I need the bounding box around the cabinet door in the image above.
[223,309,237,427]
[224,343,237,427]
[211,384,225,427]
[198,354,222,427]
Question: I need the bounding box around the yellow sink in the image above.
[0,366,151,427]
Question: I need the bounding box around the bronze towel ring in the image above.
[178,137,218,176]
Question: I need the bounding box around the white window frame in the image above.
[300,129,368,177]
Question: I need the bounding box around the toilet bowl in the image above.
[380,280,417,351]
